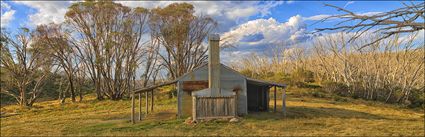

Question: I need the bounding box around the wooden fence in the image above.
[192,96,237,120]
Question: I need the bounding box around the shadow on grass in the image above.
[71,110,183,135]
[246,106,386,120]
[0,113,20,118]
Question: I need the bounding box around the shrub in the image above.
[322,81,349,96]
[407,89,425,108]
[291,68,315,83]
[332,95,348,102]
[310,90,327,98]
[269,71,291,84]
[293,81,308,88]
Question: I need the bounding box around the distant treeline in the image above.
[233,33,424,108]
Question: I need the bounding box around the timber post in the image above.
[177,82,182,117]
[131,92,135,124]
[151,90,154,112]
[145,92,149,114]
[282,88,286,117]
[138,93,142,121]
[274,86,277,112]
[192,96,197,120]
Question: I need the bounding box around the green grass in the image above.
[1,91,424,136]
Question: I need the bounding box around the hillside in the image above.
[1,91,423,136]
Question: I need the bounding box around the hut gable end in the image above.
[177,63,246,82]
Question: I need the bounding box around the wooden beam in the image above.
[195,116,235,120]
[138,93,142,121]
[274,86,277,112]
[145,92,149,114]
[177,82,182,117]
[131,93,135,124]
[265,87,270,111]
[192,96,197,120]
[133,80,177,94]
[282,88,286,117]
[151,90,154,112]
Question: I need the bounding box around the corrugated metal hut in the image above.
[176,63,286,117]
[175,34,286,119]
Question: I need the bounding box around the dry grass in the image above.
[1,93,423,136]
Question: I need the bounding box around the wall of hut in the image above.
[177,64,248,117]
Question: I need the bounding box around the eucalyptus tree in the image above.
[0,28,55,107]
[65,1,150,100]
[32,23,82,103]
[149,3,217,79]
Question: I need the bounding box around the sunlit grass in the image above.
[1,92,423,136]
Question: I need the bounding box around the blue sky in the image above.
[1,1,422,64]
[1,1,409,32]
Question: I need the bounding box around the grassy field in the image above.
[1,91,424,136]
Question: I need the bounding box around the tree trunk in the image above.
[68,77,76,102]
[20,86,27,107]
[78,88,83,102]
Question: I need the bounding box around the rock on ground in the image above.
[229,117,239,123]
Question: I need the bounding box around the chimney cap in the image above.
[209,34,220,41]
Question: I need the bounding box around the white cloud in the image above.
[14,1,72,26]
[118,1,283,20]
[358,12,382,16]
[221,15,309,47]
[286,1,295,4]
[1,2,16,27]
[10,1,285,32]
[344,1,355,8]
[303,14,332,21]
[399,29,424,44]
[258,1,285,17]
[303,11,384,21]
[225,7,257,20]
[117,1,284,32]
[220,50,252,65]
[1,1,10,9]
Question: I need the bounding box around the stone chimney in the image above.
[208,34,220,96]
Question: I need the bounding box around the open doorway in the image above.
[246,82,269,112]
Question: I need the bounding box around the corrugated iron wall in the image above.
[193,96,237,119]
[177,65,248,117]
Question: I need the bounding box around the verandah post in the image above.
[274,86,277,112]
[282,87,286,117]
[131,92,135,124]
[177,82,182,118]
[192,96,197,120]
[145,91,149,114]
[151,90,154,112]
[138,93,142,121]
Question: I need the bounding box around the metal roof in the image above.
[133,80,177,94]
[246,78,286,87]
[133,63,286,94]
[175,63,286,87]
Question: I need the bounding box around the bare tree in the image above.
[311,32,423,103]
[231,31,423,104]
[150,3,217,79]
[65,1,151,100]
[32,23,82,103]
[316,2,424,49]
[0,28,55,107]
[140,39,162,87]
